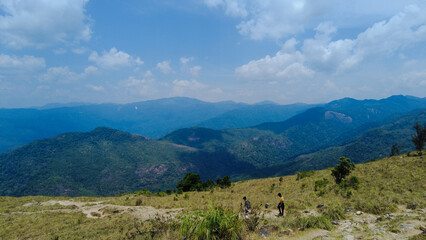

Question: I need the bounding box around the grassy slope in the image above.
[0,152,424,239]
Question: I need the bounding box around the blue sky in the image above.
[1,0,426,108]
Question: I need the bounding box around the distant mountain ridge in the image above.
[0,97,315,153]
[1,95,424,196]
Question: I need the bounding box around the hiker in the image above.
[243,196,251,214]
[277,193,284,216]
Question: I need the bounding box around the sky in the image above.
[0,0,426,108]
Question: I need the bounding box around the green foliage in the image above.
[390,144,400,156]
[279,177,283,183]
[331,157,355,184]
[134,189,152,196]
[285,215,333,231]
[177,173,202,192]
[179,206,244,240]
[411,122,426,155]
[216,176,231,188]
[296,170,314,180]
[177,173,230,192]
[269,183,275,193]
[314,178,329,192]
[321,206,346,220]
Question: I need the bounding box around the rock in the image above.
[344,234,354,240]
[265,203,272,208]
[260,225,270,230]
[356,211,362,215]
[332,221,339,225]
[376,216,383,222]
[385,214,392,220]
[419,225,426,231]
[345,207,355,212]
[407,203,417,210]
[400,224,415,231]
[258,229,271,237]
[317,204,324,208]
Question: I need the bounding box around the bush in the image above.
[296,171,314,180]
[322,206,346,221]
[179,206,244,240]
[314,178,329,192]
[331,157,355,184]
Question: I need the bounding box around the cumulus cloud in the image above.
[189,66,202,77]
[39,67,79,83]
[203,0,329,40]
[39,65,97,83]
[89,48,144,69]
[156,61,172,74]
[86,84,104,91]
[0,54,46,70]
[172,79,208,95]
[236,5,426,79]
[0,0,91,49]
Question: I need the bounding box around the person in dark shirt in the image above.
[243,196,251,213]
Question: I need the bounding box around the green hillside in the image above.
[1,98,425,196]
[0,152,424,239]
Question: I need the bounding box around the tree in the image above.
[331,157,355,184]
[411,122,426,155]
[216,176,231,188]
[390,144,400,157]
[177,173,201,192]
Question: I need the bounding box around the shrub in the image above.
[179,206,244,240]
[331,157,355,184]
[296,171,314,180]
[411,122,426,155]
[322,206,346,221]
[314,178,329,192]
[135,199,142,206]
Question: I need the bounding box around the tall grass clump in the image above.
[321,205,346,220]
[179,205,244,240]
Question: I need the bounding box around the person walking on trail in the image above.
[277,193,285,216]
[243,196,251,214]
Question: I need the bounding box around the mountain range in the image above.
[0,97,316,153]
[0,95,425,196]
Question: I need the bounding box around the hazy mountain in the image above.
[0,127,253,196]
[0,97,246,153]
[1,95,425,196]
[197,103,317,129]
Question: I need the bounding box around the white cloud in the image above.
[39,67,79,83]
[0,54,45,70]
[189,66,202,77]
[172,79,208,95]
[180,57,194,65]
[86,84,104,91]
[204,0,330,40]
[83,65,98,75]
[156,60,172,74]
[236,4,426,79]
[0,0,91,49]
[89,48,144,69]
[39,65,97,83]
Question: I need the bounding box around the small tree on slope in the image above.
[331,157,355,184]
[411,122,426,156]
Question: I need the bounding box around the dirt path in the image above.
[11,200,426,239]
[20,199,183,220]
